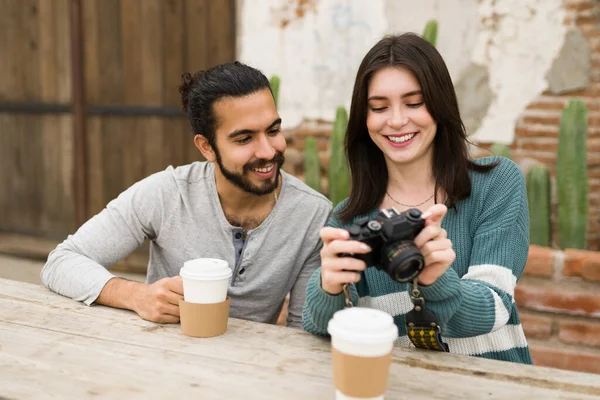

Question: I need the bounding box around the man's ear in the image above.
[194,134,217,162]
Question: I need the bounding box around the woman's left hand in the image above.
[413,204,456,286]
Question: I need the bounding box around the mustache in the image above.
[244,152,285,171]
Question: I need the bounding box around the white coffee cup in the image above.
[327,307,399,400]
[179,258,232,304]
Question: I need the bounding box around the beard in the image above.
[214,148,285,196]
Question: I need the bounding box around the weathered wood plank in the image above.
[0,0,20,99]
[184,0,209,71]
[0,0,234,244]
[92,0,122,105]
[39,115,75,235]
[1,279,599,399]
[139,0,164,107]
[206,0,235,67]
[15,0,42,101]
[162,0,185,107]
[120,0,143,106]
[0,325,334,400]
[0,1,73,237]
[2,300,599,400]
[38,0,71,103]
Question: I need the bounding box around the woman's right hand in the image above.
[319,227,372,295]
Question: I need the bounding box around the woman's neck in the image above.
[383,155,438,210]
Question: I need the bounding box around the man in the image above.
[41,62,332,328]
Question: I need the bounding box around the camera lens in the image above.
[380,241,424,282]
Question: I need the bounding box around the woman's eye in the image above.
[407,102,424,108]
[370,107,387,112]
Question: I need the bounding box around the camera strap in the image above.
[341,280,448,352]
[342,283,354,308]
[405,279,449,352]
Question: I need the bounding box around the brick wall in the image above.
[488,3,600,372]
[480,0,600,250]
[519,245,600,374]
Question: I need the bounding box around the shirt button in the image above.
[235,232,242,239]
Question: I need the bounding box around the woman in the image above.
[302,33,532,364]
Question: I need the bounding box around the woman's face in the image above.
[366,66,437,168]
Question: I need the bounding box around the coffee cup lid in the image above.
[327,307,398,344]
[180,258,232,281]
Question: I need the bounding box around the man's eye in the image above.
[407,102,424,108]
[236,136,251,144]
[268,128,281,136]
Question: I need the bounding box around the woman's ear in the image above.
[194,134,217,162]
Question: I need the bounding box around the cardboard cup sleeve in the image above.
[332,347,393,398]
[179,297,231,338]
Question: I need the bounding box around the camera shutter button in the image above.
[408,209,421,219]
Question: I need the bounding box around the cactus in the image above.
[328,106,351,206]
[557,99,588,249]
[304,137,321,192]
[422,19,438,47]
[270,75,280,108]
[526,165,552,247]
[491,143,512,160]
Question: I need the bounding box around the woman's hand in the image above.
[319,227,371,295]
[414,204,456,286]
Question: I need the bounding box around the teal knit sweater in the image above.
[302,157,533,364]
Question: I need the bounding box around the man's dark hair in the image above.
[179,61,272,147]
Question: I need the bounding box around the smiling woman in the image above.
[302,33,533,366]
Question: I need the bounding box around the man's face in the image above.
[211,88,286,196]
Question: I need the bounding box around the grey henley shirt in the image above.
[41,162,332,327]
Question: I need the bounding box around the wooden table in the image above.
[1,278,599,399]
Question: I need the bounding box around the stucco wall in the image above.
[238,0,566,143]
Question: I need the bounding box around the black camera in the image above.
[345,208,426,282]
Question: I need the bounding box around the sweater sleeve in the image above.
[417,160,530,338]
[286,200,333,328]
[302,199,359,336]
[40,170,169,305]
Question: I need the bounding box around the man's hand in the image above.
[131,276,184,323]
[97,276,184,324]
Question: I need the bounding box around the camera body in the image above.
[346,208,426,282]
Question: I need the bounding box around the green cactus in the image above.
[557,99,588,249]
[491,143,512,160]
[328,106,350,206]
[526,165,552,247]
[422,19,438,47]
[304,137,321,192]
[270,75,280,108]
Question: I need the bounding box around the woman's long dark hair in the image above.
[338,33,497,222]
